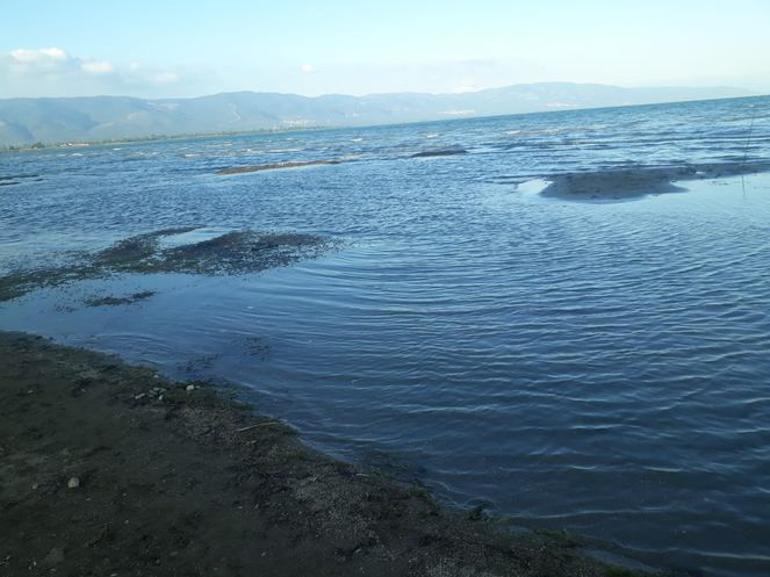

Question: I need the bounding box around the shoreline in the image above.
[0,330,674,577]
[1,92,764,154]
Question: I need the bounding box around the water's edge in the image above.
[0,329,675,577]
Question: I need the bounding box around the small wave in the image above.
[216,159,343,175]
[411,147,468,158]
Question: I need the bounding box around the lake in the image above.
[2,95,770,576]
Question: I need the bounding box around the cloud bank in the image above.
[0,47,194,98]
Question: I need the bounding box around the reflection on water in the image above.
[2,95,770,577]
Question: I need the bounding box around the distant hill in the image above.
[0,82,753,146]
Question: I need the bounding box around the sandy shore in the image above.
[0,331,673,577]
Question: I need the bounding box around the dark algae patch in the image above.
[0,228,333,301]
[84,290,156,307]
[541,160,770,201]
[158,231,328,275]
[0,331,677,577]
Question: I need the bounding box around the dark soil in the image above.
[0,331,672,577]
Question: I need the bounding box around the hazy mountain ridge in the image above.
[0,82,752,146]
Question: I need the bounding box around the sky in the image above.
[1,0,769,99]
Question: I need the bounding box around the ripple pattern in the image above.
[2,96,770,576]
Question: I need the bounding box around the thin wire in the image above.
[742,105,757,167]
[741,105,757,197]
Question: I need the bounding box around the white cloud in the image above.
[81,60,114,74]
[300,63,314,74]
[10,47,68,64]
[0,47,189,98]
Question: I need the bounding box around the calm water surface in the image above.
[2,96,770,576]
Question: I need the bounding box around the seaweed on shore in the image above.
[0,228,333,302]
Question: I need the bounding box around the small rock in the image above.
[41,547,64,567]
[67,477,80,489]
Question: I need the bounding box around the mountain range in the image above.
[0,82,753,147]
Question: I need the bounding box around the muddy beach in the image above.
[0,331,668,577]
[0,229,682,576]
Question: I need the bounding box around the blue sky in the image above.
[2,0,769,98]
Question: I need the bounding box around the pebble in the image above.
[67,477,80,489]
[41,547,64,567]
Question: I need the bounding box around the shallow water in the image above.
[2,95,770,576]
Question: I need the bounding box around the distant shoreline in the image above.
[1,90,764,153]
[0,125,327,154]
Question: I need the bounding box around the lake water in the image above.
[2,96,770,576]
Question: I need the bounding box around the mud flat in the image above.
[541,160,770,201]
[0,331,677,577]
[0,228,333,302]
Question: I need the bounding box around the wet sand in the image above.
[541,160,770,201]
[0,331,670,577]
